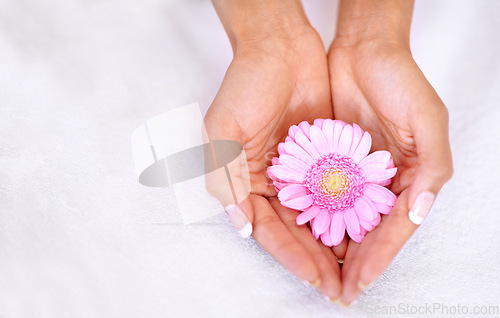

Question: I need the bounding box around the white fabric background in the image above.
[1,0,499,317]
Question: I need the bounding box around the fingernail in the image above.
[339,300,351,308]
[408,191,436,225]
[225,204,253,238]
[357,281,372,291]
[328,296,342,304]
[336,257,344,264]
[303,277,321,288]
[310,277,322,287]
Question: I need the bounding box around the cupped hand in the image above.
[205,29,343,300]
[327,39,453,304]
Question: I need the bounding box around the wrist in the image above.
[212,0,312,52]
[333,0,414,51]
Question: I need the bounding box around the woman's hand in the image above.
[328,0,453,305]
[205,0,342,300]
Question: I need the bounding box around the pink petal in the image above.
[351,132,372,163]
[333,120,347,128]
[277,142,288,155]
[361,162,387,175]
[281,194,314,210]
[285,136,294,143]
[331,121,344,153]
[295,131,320,159]
[363,184,390,204]
[309,125,329,155]
[386,158,395,169]
[284,141,314,165]
[321,119,335,152]
[313,209,331,235]
[365,167,397,184]
[267,165,304,183]
[374,202,392,214]
[378,179,392,186]
[267,166,279,182]
[337,124,353,156]
[310,217,320,239]
[330,212,346,246]
[349,124,364,156]
[273,181,288,191]
[359,218,375,231]
[298,121,311,138]
[370,211,382,225]
[320,229,333,247]
[359,151,391,167]
[278,184,309,202]
[296,205,321,225]
[271,157,281,166]
[370,183,397,203]
[349,228,368,243]
[353,196,377,221]
[344,208,361,236]
[288,125,302,141]
[313,118,325,129]
[279,154,310,175]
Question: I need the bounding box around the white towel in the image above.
[0,0,498,317]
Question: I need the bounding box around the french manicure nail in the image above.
[310,278,321,287]
[303,277,321,288]
[339,300,351,308]
[408,191,436,225]
[329,297,342,304]
[225,204,253,238]
[357,281,372,291]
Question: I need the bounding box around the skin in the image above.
[206,0,342,300]
[206,0,453,305]
[329,0,453,304]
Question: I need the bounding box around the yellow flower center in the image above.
[327,174,344,192]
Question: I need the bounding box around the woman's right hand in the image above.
[205,0,342,301]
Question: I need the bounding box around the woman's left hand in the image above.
[328,37,453,305]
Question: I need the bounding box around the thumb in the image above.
[407,105,453,225]
[203,110,254,237]
[355,105,453,290]
[205,141,254,238]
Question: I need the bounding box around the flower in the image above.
[267,119,397,246]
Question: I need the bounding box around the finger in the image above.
[203,103,256,236]
[331,236,348,262]
[342,192,417,304]
[205,146,254,237]
[339,238,363,305]
[250,194,320,285]
[341,104,453,304]
[358,192,414,287]
[204,110,254,236]
[250,169,278,198]
[317,243,344,302]
[269,197,341,300]
[408,99,453,223]
[342,238,361,274]
[317,242,342,279]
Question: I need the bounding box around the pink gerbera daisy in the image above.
[267,119,397,246]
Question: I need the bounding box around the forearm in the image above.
[211,0,311,51]
[334,0,414,49]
